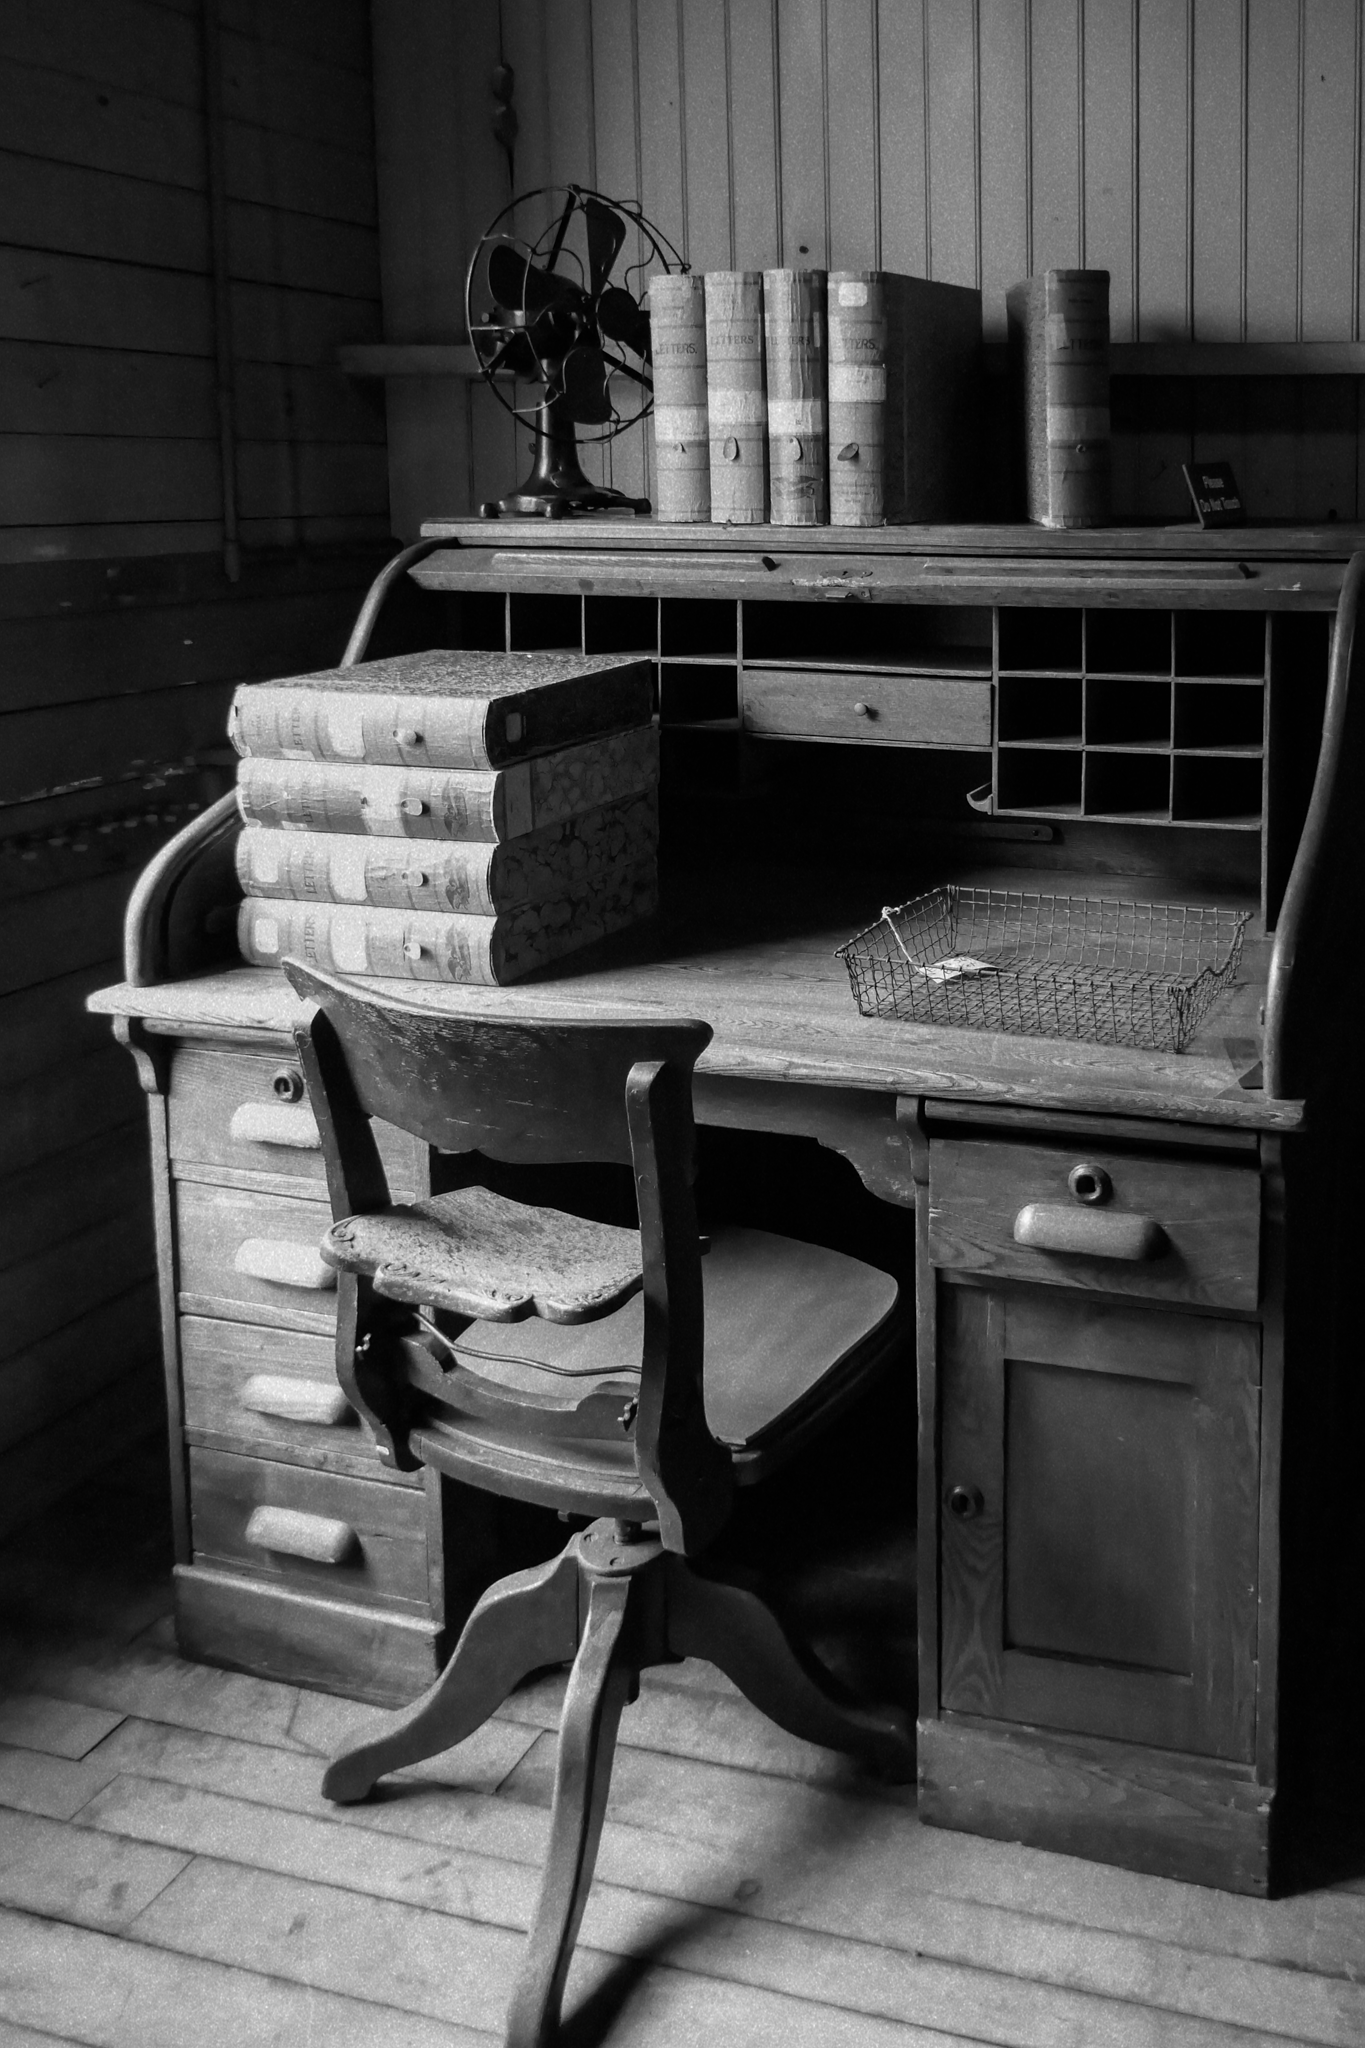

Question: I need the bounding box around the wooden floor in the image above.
[1,1444,1363,2048]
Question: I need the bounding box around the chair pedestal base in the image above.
[324,1518,915,2047]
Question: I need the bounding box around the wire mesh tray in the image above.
[836,888,1250,1052]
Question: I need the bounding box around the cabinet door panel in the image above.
[939,1285,1260,1761]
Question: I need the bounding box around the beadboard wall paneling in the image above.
[371,0,1365,527]
[0,0,394,1533]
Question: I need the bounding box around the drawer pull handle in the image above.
[244,1505,357,1565]
[946,1483,984,1521]
[1013,1203,1166,1261]
[234,1238,337,1290]
[240,1373,350,1427]
[229,1102,321,1150]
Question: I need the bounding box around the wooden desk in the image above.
[93,523,1365,1896]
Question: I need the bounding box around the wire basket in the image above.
[836,888,1250,1052]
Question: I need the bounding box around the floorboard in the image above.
[1,1438,1361,2046]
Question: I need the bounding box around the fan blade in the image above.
[583,197,627,300]
[487,241,584,320]
[559,344,614,424]
[597,285,651,358]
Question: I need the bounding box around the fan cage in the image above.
[836,888,1249,1052]
[464,184,684,442]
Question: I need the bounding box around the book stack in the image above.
[230,650,659,986]
[648,268,982,526]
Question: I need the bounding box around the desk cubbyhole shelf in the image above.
[451,584,1325,918]
[659,661,738,729]
[507,592,582,651]
[998,676,1083,744]
[453,590,506,652]
[993,605,1269,834]
[742,600,992,674]
[995,749,1084,816]
[1084,751,1173,820]
[997,607,1083,672]
[583,594,658,655]
[1086,608,1173,675]
[1085,678,1172,749]
[659,598,738,659]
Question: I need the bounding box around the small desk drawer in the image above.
[928,1136,1260,1311]
[189,1446,430,1611]
[180,1314,417,1483]
[169,1046,422,1190]
[177,1180,337,1334]
[742,668,992,749]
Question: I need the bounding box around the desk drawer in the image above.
[169,1046,422,1191]
[189,1446,430,1611]
[180,1314,416,1483]
[177,1180,337,1334]
[928,1136,1260,1311]
[742,668,991,748]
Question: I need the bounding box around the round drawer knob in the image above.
[394,726,423,748]
[945,1483,984,1522]
[271,1066,305,1103]
[852,700,875,718]
[1067,1162,1112,1205]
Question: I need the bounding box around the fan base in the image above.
[480,482,651,519]
[479,403,651,520]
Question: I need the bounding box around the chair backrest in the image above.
[283,957,712,1174]
[283,957,731,1551]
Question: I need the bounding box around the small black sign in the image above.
[1183,461,1245,528]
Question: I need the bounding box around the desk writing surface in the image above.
[90,862,1298,1132]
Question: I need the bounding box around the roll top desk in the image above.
[93,521,1365,1895]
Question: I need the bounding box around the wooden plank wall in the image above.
[0,0,394,1538]
[373,0,1365,529]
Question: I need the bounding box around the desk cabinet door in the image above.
[938,1285,1260,1761]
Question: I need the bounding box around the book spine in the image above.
[230,688,491,769]
[763,269,828,525]
[705,271,768,524]
[235,727,658,843]
[237,859,658,987]
[239,899,499,983]
[235,759,510,841]
[1042,270,1110,528]
[234,790,660,914]
[827,271,887,526]
[648,274,710,522]
[230,665,652,769]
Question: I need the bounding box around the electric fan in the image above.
[466,184,685,518]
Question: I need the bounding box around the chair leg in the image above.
[664,1560,916,1780]
[322,1545,581,1804]
[504,1567,638,2048]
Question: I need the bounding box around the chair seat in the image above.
[446,1226,901,1454]
[322,1187,642,1324]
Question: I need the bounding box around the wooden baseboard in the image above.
[918,1715,1276,1895]
[174,1563,445,1706]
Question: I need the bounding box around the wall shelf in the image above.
[342,340,1365,381]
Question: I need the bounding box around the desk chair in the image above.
[284,959,915,2048]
